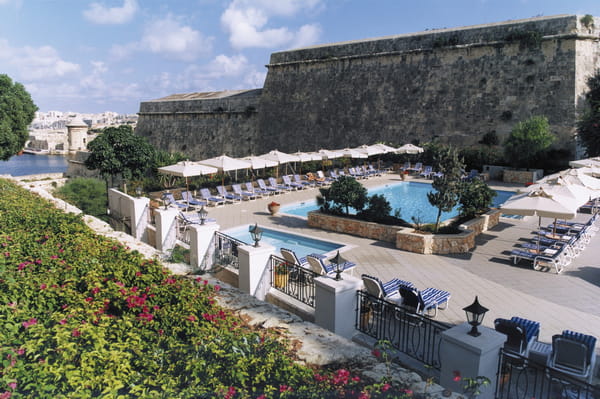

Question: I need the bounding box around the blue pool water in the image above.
[223,226,344,259]
[281,181,515,224]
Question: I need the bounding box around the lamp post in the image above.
[197,206,208,225]
[463,296,489,337]
[330,250,345,281]
[161,192,170,210]
[135,186,142,198]
[249,223,263,247]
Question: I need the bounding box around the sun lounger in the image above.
[398,285,450,317]
[494,316,540,357]
[244,182,267,197]
[181,191,207,207]
[217,185,243,203]
[200,188,225,206]
[161,192,188,209]
[281,175,304,190]
[317,170,334,183]
[268,177,291,192]
[257,178,281,194]
[549,330,597,383]
[293,174,313,188]
[232,184,257,200]
[361,274,413,302]
[419,165,433,178]
[306,254,355,276]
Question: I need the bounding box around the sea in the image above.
[0,153,71,176]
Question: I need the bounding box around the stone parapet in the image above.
[307,211,402,242]
[503,169,543,184]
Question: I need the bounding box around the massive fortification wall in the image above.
[136,90,261,159]
[136,15,600,160]
[258,14,600,153]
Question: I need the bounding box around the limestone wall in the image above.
[307,211,402,242]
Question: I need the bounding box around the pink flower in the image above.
[3,252,9,257]
[85,297,93,303]
[135,271,142,277]
[22,318,37,329]
[214,285,221,292]
[50,255,58,259]
[0,391,11,399]
[7,383,15,390]
[7,302,16,308]
[453,370,461,382]
[91,287,100,295]
[16,348,24,356]
[72,329,81,337]
[187,315,197,322]
[381,383,391,392]
[371,349,381,358]
[39,284,47,290]
[59,319,67,325]
[404,389,413,396]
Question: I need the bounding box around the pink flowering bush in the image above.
[0,178,415,398]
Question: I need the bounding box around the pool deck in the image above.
[196,173,600,348]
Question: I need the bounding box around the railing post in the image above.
[314,274,362,339]
[154,208,179,251]
[188,223,220,270]
[237,243,276,299]
[440,323,506,399]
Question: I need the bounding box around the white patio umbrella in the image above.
[354,144,384,157]
[371,143,400,154]
[337,148,368,159]
[396,143,424,154]
[157,161,218,206]
[537,169,600,191]
[241,155,278,180]
[519,182,592,208]
[569,157,600,168]
[317,149,344,159]
[259,150,301,176]
[197,155,252,186]
[291,151,322,174]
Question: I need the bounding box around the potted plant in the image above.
[273,261,289,288]
[267,201,281,215]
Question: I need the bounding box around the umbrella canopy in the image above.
[337,148,368,159]
[197,155,252,172]
[520,182,592,208]
[500,187,578,219]
[292,151,323,162]
[569,157,600,168]
[259,150,301,176]
[396,143,424,154]
[157,161,218,207]
[371,143,400,154]
[241,155,278,170]
[354,144,384,157]
[317,149,344,159]
[537,169,600,191]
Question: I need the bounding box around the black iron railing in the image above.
[214,231,246,270]
[270,255,318,308]
[496,349,600,399]
[356,290,451,371]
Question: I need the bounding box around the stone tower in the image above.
[66,117,89,154]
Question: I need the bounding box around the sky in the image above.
[1,0,599,115]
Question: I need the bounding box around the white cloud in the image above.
[221,0,322,49]
[83,0,138,25]
[0,39,80,81]
[140,15,213,61]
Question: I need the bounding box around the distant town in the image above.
[26,111,138,155]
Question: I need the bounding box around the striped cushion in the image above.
[420,288,450,308]
[511,316,540,342]
[562,330,597,363]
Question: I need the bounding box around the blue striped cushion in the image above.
[420,288,450,308]
[562,330,597,362]
[511,317,540,342]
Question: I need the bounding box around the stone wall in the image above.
[502,169,543,184]
[136,15,600,161]
[307,211,402,242]
[308,209,501,254]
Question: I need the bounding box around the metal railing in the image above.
[270,255,318,308]
[356,290,451,371]
[496,349,600,399]
[214,231,246,270]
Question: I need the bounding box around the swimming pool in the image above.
[280,181,515,224]
[223,225,345,259]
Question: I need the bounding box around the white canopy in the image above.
[241,155,278,169]
[500,187,579,219]
[197,155,252,171]
[259,150,301,164]
[317,149,344,159]
[157,161,217,177]
[569,157,600,168]
[537,169,600,192]
[520,182,592,209]
[337,148,368,159]
[396,143,424,154]
[292,151,323,162]
[354,144,384,157]
[371,143,400,154]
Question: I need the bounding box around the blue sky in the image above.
[1,0,599,114]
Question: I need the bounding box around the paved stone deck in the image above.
[197,173,600,348]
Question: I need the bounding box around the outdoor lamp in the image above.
[249,223,263,247]
[198,206,208,225]
[161,192,170,210]
[330,250,345,281]
[135,186,142,198]
[463,296,489,337]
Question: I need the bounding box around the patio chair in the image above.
[257,178,281,194]
[161,192,188,209]
[361,274,412,302]
[419,165,433,178]
[328,170,341,180]
[281,175,303,190]
[408,162,423,174]
[268,177,291,192]
[398,285,450,318]
[280,248,309,269]
[232,184,257,200]
[494,316,540,357]
[400,161,411,171]
[549,330,597,383]
[462,169,479,181]
[306,254,356,277]
[317,170,334,183]
[245,182,267,197]
[368,164,382,176]
[199,188,225,206]
[178,211,215,225]
[348,167,365,179]
[293,174,313,188]
[306,172,326,184]
[181,191,207,207]
[217,185,243,203]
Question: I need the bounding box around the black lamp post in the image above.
[249,223,263,247]
[135,186,142,198]
[330,250,345,281]
[463,296,489,337]
[161,192,170,210]
[198,206,208,225]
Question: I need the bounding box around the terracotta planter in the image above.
[274,272,288,288]
[268,204,281,215]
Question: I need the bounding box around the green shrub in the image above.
[459,179,496,219]
[54,177,107,220]
[318,176,367,215]
[358,194,392,223]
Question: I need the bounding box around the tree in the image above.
[85,125,156,192]
[503,116,554,169]
[54,177,108,221]
[0,74,38,160]
[577,69,600,156]
[318,175,367,215]
[458,179,496,219]
[427,147,464,232]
